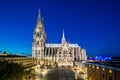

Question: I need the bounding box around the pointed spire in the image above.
[62,29,65,40]
[62,29,66,43]
[37,9,41,24]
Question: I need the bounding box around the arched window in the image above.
[63,50,67,57]
[37,41,39,45]
[63,50,67,54]
[35,50,37,57]
[37,32,39,36]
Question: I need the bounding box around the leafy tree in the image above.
[0,61,36,80]
[0,61,24,80]
[2,51,8,56]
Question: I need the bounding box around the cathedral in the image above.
[32,9,87,67]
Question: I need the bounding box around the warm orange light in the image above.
[89,77,91,80]
[97,67,99,69]
[3,54,7,56]
[109,70,112,73]
[92,66,94,68]
[102,68,104,71]
[89,64,91,67]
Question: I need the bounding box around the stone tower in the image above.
[32,9,46,59]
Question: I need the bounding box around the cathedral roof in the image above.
[45,43,80,48]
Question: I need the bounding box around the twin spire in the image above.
[37,9,42,24]
[37,9,67,43]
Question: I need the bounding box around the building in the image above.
[0,55,36,68]
[32,9,87,67]
[86,62,120,80]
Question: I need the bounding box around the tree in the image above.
[0,61,36,80]
[2,51,7,56]
[0,61,24,80]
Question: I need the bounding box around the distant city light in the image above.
[88,56,112,61]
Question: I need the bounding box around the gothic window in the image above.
[50,49,51,55]
[38,50,40,57]
[63,50,67,54]
[63,50,67,57]
[74,48,76,55]
[35,50,37,57]
[41,42,44,46]
[41,35,43,38]
[70,54,72,57]
[47,48,48,55]
[37,41,39,45]
[59,55,61,57]
[53,49,54,55]
[37,32,39,36]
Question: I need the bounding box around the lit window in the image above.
[97,67,99,69]
[89,77,91,80]
[89,64,91,67]
[92,66,94,68]
[109,70,112,74]
[102,68,104,71]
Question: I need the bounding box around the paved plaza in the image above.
[35,65,87,80]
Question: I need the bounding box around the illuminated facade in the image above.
[86,63,120,80]
[0,56,36,67]
[32,9,87,67]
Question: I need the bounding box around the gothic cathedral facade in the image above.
[32,9,87,67]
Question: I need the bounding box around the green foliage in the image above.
[3,51,7,54]
[0,61,36,80]
[0,61,24,80]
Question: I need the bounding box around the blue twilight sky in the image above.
[0,0,120,57]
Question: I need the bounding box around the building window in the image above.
[89,64,91,67]
[41,43,43,46]
[97,67,99,69]
[92,66,95,68]
[37,41,39,45]
[109,76,112,80]
[102,74,105,78]
[102,68,104,71]
[37,32,39,36]
[63,50,67,54]
[109,70,112,74]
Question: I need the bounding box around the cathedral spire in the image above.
[62,30,66,43]
[62,30,65,40]
[37,9,41,24]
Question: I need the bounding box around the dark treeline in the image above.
[0,61,36,80]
